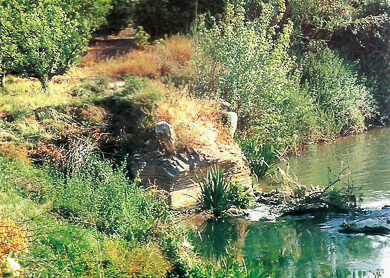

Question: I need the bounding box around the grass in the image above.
[0,77,72,115]
[0,156,174,277]
[156,87,230,151]
[0,155,263,277]
[80,35,194,84]
[237,137,282,180]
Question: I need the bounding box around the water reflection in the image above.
[194,128,390,277]
[281,128,390,209]
[195,216,390,277]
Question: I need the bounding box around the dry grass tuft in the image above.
[76,104,108,124]
[99,51,161,78]
[0,143,31,162]
[79,35,194,81]
[156,87,231,151]
[164,35,193,66]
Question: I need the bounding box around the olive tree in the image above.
[0,0,111,88]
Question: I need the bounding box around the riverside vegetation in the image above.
[0,0,389,277]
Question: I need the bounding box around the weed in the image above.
[47,155,169,241]
[80,35,194,83]
[105,239,172,276]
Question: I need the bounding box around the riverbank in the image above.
[190,126,390,277]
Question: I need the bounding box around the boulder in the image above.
[131,133,252,208]
[339,207,390,235]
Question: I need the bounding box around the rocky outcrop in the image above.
[130,118,252,208]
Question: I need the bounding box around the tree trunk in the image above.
[0,72,5,87]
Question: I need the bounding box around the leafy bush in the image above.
[238,137,281,180]
[195,1,322,148]
[0,0,109,88]
[287,0,359,41]
[300,48,377,135]
[195,2,294,119]
[330,0,390,121]
[197,166,251,217]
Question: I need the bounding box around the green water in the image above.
[195,128,390,277]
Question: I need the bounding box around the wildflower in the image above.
[2,256,21,277]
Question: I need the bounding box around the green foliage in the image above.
[287,0,359,41]
[47,156,169,242]
[101,0,225,36]
[300,48,377,135]
[195,1,294,119]
[134,26,151,48]
[197,166,251,217]
[123,75,151,93]
[331,0,390,120]
[287,0,389,121]
[238,137,281,180]
[195,1,320,148]
[0,0,110,88]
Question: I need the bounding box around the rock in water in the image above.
[339,207,390,235]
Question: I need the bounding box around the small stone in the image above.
[155,121,175,149]
[225,112,238,137]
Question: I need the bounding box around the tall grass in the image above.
[0,156,178,277]
[238,137,281,180]
[47,155,169,241]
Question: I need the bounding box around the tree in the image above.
[99,0,225,37]
[0,0,111,88]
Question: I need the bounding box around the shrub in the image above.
[197,166,251,217]
[194,1,319,147]
[300,48,377,135]
[238,137,281,180]
[195,2,295,119]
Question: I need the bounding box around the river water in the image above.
[194,128,390,277]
